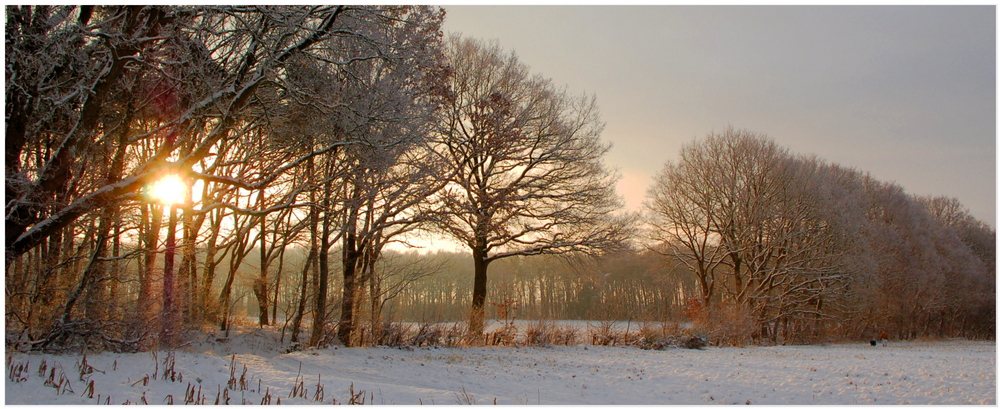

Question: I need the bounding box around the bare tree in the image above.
[646,129,869,342]
[645,138,732,310]
[432,36,631,336]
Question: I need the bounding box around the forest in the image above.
[5,6,994,353]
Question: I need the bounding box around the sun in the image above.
[146,174,187,206]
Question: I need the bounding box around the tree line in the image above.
[207,249,695,330]
[646,128,995,343]
[5,6,992,352]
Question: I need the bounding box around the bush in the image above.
[522,320,552,346]
[697,302,756,347]
[483,323,517,346]
[682,335,707,350]
[410,323,444,347]
[588,321,619,346]
[550,326,578,346]
[373,322,411,347]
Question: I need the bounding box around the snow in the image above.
[4,326,995,405]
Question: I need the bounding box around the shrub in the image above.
[697,302,756,347]
[373,322,411,347]
[550,325,578,346]
[411,323,444,347]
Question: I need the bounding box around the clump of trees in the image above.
[5,6,629,351]
[6,5,456,351]
[645,128,994,344]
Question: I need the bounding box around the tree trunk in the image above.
[217,230,246,333]
[140,204,162,330]
[255,188,269,326]
[179,206,197,326]
[161,205,178,347]
[470,245,490,336]
[109,223,121,323]
[272,238,285,326]
[309,176,334,347]
[200,208,227,323]
[39,224,62,306]
[338,227,360,346]
[367,252,383,345]
[289,224,315,346]
[309,223,332,346]
[290,163,318,346]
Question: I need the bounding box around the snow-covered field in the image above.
[5,328,995,405]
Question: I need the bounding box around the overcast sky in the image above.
[441,5,996,226]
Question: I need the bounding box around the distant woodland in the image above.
[6,6,994,352]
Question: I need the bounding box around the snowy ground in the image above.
[4,327,995,405]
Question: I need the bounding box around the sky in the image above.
[441,5,996,227]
